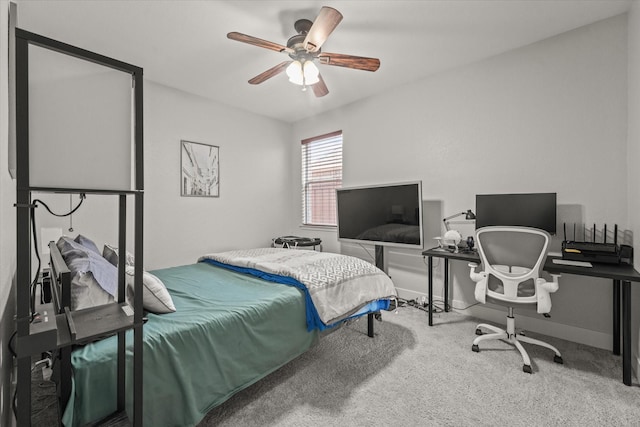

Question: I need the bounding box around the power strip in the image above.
[18,303,58,355]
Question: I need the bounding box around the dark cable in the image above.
[8,330,16,357]
[13,385,17,420]
[32,193,85,217]
[30,210,41,319]
[8,330,17,417]
[396,296,442,314]
[10,328,18,417]
[28,194,85,318]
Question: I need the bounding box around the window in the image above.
[301,130,343,226]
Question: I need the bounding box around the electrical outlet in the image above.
[42,365,53,381]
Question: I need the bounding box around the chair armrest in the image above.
[469,264,486,283]
[540,274,560,291]
[535,276,560,314]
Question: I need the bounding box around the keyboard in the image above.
[552,258,592,268]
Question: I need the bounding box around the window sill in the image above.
[299,224,337,231]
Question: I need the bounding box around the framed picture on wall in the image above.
[180,140,219,197]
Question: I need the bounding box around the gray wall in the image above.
[290,15,631,352]
[142,81,293,268]
[627,2,640,381]
[32,80,294,270]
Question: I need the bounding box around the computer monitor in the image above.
[475,192,557,234]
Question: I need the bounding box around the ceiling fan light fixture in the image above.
[303,61,320,85]
[286,60,320,86]
[286,60,303,84]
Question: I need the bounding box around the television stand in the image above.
[375,245,385,273]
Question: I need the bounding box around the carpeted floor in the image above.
[200,306,640,427]
[31,362,58,426]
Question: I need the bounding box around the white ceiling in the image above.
[13,0,633,123]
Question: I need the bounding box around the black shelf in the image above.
[17,302,137,356]
[14,27,144,426]
[28,186,142,195]
[66,302,136,345]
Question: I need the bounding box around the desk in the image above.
[422,248,640,386]
[422,248,480,326]
[544,256,640,386]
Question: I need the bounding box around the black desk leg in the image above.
[444,259,450,312]
[613,279,621,356]
[623,280,631,386]
[428,256,433,326]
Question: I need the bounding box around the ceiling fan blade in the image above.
[318,52,380,72]
[303,6,343,52]
[248,61,292,85]
[227,32,294,54]
[312,74,329,97]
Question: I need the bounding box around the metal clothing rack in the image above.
[13,28,144,426]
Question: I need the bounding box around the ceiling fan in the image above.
[227,6,380,97]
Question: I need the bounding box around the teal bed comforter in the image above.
[62,262,318,427]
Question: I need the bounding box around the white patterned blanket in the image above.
[198,248,397,326]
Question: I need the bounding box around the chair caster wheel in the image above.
[475,328,483,336]
[523,365,532,374]
[554,355,564,364]
[472,344,480,352]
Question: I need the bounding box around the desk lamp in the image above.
[443,209,476,231]
[440,209,476,252]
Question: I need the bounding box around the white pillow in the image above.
[125,266,176,314]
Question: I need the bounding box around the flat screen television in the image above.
[475,192,557,234]
[336,181,423,249]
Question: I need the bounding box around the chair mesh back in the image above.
[478,229,547,272]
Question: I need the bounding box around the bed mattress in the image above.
[62,262,318,427]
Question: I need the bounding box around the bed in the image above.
[51,244,396,426]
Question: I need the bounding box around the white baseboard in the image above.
[395,286,613,351]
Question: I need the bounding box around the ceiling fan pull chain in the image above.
[68,194,74,232]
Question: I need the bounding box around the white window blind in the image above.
[301,130,343,226]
